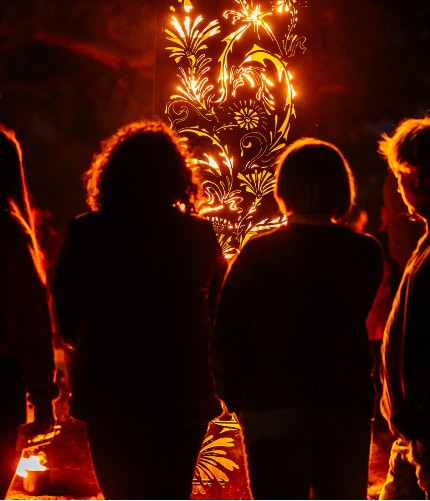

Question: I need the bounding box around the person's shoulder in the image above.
[353,229,382,247]
[62,211,105,243]
[238,227,282,258]
[348,229,383,258]
[176,212,217,235]
[73,211,99,224]
[68,211,102,230]
[248,226,280,245]
[188,213,213,228]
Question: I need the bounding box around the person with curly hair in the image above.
[51,119,227,500]
[0,125,58,498]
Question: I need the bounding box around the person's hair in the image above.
[0,125,46,283]
[378,115,430,177]
[275,137,356,222]
[84,119,201,214]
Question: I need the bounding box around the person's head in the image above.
[378,116,430,220]
[84,119,201,215]
[275,137,356,222]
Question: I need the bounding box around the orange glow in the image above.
[165,0,305,255]
[184,0,193,13]
[16,453,48,478]
[276,0,291,13]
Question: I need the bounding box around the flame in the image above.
[16,454,48,478]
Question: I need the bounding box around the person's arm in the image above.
[409,255,430,431]
[210,244,256,414]
[51,219,83,347]
[206,224,228,321]
[0,214,58,430]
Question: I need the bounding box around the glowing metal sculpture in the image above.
[165,0,306,257]
[162,2,306,496]
[193,416,242,496]
[191,413,252,498]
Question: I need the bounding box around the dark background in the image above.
[1,0,429,251]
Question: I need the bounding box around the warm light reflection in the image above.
[192,413,244,495]
[184,0,193,13]
[16,453,48,478]
[165,0,305,257]
[275,0,291,13]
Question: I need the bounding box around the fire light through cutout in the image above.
[165,0,306,257]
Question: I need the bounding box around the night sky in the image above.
[1,0,429,246]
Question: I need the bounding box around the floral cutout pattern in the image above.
[165,0,306,257]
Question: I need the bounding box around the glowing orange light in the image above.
[165,0,305,255]
[183,0,193,12]
[276,0,290,13]
[16,454,48,478]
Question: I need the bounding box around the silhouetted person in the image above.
[51,119,227,500]
[383,170,425,273]
[0,125,58,498]
[211,137,383,500]
[378,116,430,500]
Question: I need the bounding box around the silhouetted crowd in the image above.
[1,115,430,500]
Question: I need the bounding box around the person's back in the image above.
[53,207,223,422]
[224,222,381,416]
[52,119,227,500]
[211,137,383,500]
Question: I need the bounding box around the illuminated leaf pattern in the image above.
[165,0,305,256]
[192,413,249,497]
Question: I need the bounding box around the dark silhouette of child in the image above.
[211,137,384,500]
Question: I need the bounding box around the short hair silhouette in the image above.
[84,119,200,214]
[275,137,356,222]
[378,115,430,177]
